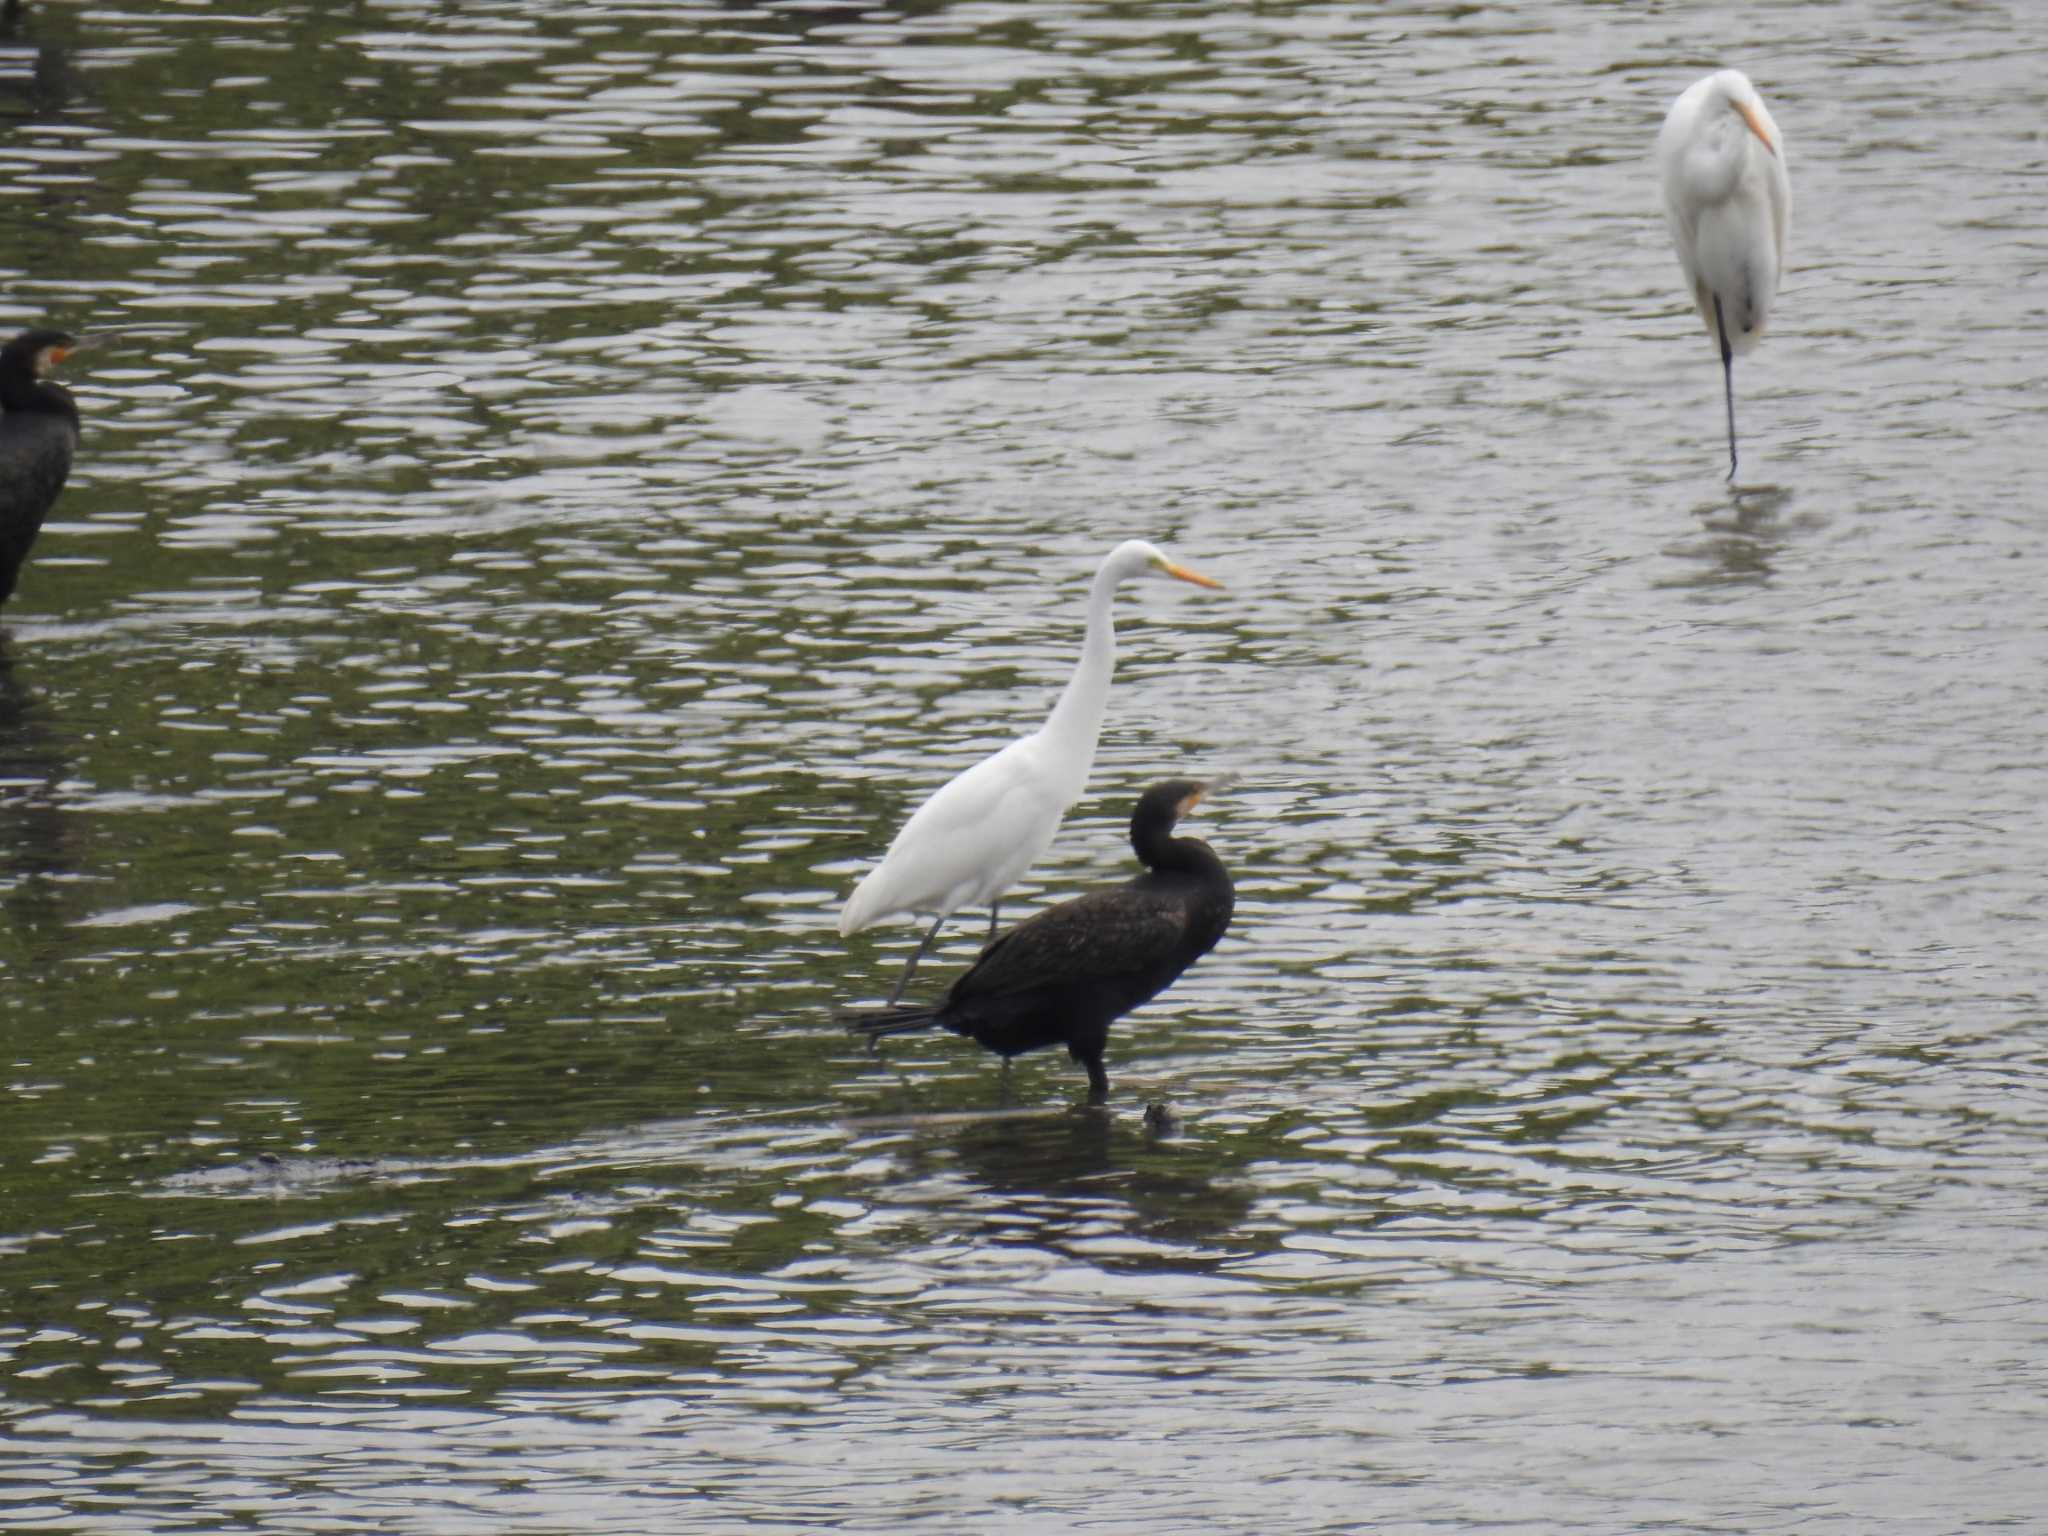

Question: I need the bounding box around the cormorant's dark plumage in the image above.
[846,777,1234,1103]
[0,327,83,609]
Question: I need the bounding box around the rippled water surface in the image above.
[3,1,2045,1529]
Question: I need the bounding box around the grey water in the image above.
[2,1,2045,1530]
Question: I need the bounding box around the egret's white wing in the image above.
[840,736,1072,933]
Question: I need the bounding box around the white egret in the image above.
[839,539,1222,1004]
[1656,68,1791,479]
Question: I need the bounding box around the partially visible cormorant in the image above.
[846,778,1234,1105]
[0,327,84,609]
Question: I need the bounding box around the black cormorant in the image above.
[0,327,84,609]
[845,777,1234,1104]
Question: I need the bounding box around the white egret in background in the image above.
[1657,68,1790,479]
[840,539,1222,1004]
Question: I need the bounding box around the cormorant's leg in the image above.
[887,914,947,1006]
[997,1056,1013,1107]
[1714,294,1738,482]
[1081,1054,1109,1106]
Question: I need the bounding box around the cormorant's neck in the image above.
[1036,557,1121,784]
[1133,823,1222,879]
[0,375,76,420]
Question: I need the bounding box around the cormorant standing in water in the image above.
[846,778,1234,1104]
[0,328,84,609]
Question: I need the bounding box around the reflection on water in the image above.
[0,0,74,122]
[0,645,68,935]
[3,0,2048,1531]
[1657,484,1798,587]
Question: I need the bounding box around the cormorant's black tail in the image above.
[841,1005,942,1042]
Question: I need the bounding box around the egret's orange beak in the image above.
[1159,559,1223,590]
[1734,100,1777,158]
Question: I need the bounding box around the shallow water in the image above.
[3,1,2046,1530]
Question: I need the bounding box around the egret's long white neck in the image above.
[1037,555,1124,796]
[1693,97,1757,204]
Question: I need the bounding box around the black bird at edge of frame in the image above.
[844,777,1235,1106]
[0,327,89,611]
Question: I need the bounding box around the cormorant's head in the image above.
[1132,778,1210,836]
[1,328,81,379]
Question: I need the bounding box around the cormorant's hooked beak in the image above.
[43,334,104,370]
[1153,556,1223,590]
[1733,100,1777,158]
[1176,772,1238,819]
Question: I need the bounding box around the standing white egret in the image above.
[1656,68,1791,479]
[839,539,1222,1004]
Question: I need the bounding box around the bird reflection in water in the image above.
[906,1100,1258,1253]
[0,0,78,120]
[1660,482,1810,589]
[0,643,70,933]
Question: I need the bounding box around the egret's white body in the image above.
[1657,68,1790,478]
[840,539,1220,1002]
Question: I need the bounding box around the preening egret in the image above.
[1656,69,1790,479]
[0,329,88,608]
[845,777,1234,1104]
[839,539,1221,1004]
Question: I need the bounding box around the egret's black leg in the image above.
[986,903,1000,943]
[1715,294,1738,481]
[887,913,948,1006]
